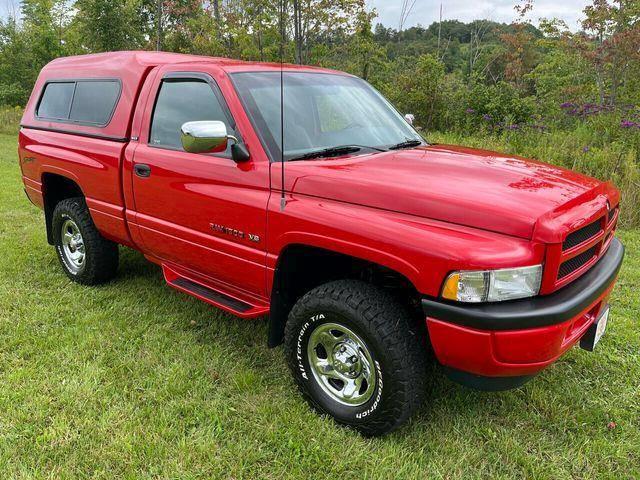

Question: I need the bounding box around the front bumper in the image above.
[422,238,625,390]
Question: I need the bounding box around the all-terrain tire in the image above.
[284,280,428,436]
[52,197,119,285]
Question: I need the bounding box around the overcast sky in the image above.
[1,0,591,30]
[368,0,591,30]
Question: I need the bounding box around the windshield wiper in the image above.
[388,139,423,150]
[289,145,383,161]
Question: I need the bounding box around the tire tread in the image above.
[52,197,119,285]
[284,279,427,436]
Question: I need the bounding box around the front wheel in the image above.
[284,280,427,436]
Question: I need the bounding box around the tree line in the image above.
[0,0,638,135]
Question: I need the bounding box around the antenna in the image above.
[279,0,286,211]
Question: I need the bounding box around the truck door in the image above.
[130,67,270,298]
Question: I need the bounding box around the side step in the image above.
[162,265,269,319]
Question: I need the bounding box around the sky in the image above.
[368,0,592,31]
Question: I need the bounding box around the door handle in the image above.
[134,164,151,178]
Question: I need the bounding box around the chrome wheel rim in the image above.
[60,218,85,273]
[307,322,376,406]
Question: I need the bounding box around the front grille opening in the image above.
[608,207,618,223]
[558,245,598,279]
[563,219,602,250]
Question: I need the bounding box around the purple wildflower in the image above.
[621,120,636,129]
[482,114,492,121]
[560,102,575,109]
[583,104,599,115]
[466,108,475,114]
[582,146,590,153]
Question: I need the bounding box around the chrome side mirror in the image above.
[180,120,238,154]
[404,114,415,126]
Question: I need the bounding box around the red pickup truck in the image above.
[19,51,624,436]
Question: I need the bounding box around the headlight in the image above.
[441,265,542,303]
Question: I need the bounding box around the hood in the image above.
[286,145,605,239]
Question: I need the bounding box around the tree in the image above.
[289,0,369,64]
[467,20,493,77]
[316,7,385,83]
[20,0,64,65]
[387,54,446,130]
[581,0,640,105]
[140,0,204,52]
[0,16,33,105]
[71,0,145,52]
[0,0,69,103]
[499,0,539,92]
[345,9,384,81]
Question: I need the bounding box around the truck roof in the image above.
[44,50,339,75]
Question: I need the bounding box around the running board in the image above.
[162,265,269,319]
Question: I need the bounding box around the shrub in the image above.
[0,106,23,134]
[382,54,447,130]
[0,83,29,107]
[466,81,536,127]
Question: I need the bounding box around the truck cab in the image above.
[18,52,624,436]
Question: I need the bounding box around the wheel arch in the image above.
[41,172,85,245]
[267,242,424,348]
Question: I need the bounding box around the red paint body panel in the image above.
[427,286,614,377]
[18,128,134,246]
[274,145,603,240]
[22,176,44,208]
[264,183,545,297]
[18,52,624,384]
[127,62,272,298]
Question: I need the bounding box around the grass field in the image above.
[1,132,639,479]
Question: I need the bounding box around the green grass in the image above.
[1,132,639,479]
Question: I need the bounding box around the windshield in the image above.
[231,72,424,161]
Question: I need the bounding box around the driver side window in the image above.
[150,78,235,152]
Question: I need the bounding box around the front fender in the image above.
[267,194,544,297]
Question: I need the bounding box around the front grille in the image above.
[608,207,617,223]
[558,245,598,279]
[563,219,602,250]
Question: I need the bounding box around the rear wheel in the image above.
[52,197,119,285]
[284,280,427,436]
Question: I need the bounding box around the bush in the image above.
[382,54,446,130]
[0,106,23,134]
[465,81,536,127]
[0,83,29,107]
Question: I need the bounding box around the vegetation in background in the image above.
[1,0,639,225]
[0,106,22,134]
